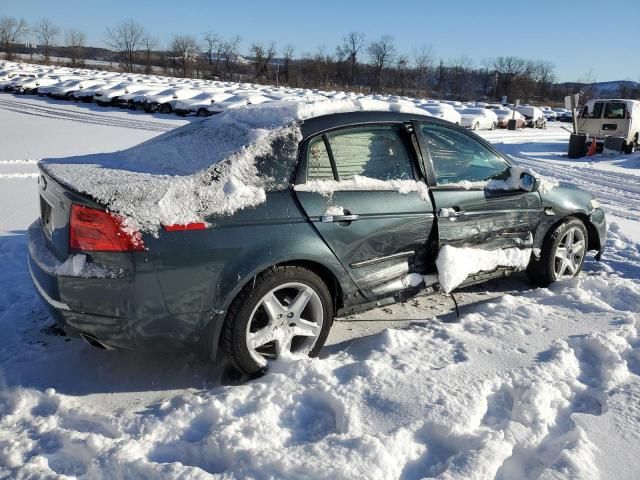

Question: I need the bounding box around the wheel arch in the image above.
[535,212,600,253]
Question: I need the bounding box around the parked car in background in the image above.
[419,102,462,124]
[517,106,547,128]
[29,105,606,375]
[142,87,202,113]
[206,93,272,115]
[173,91,235,117]
[114,86,165,109]
[459,108,498,130]
[94,82,147,106]
[50,79,103,99]
[494,109,526,128]
[73,82,112,102]
[14,77,62,95]
[558,110,574,123]
[578,99,640,153]
[1,74,36,92]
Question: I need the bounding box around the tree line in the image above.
[1,16,639,102]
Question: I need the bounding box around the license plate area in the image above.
[40,195,53,238]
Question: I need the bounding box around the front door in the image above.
[294,124,435,300]
[417,123,542,250]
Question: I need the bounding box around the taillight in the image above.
[70,204,145,252]
[162,222,207,232]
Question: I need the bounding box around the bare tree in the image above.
[413,45,433,96]
[66,29,86,66]
[337,32,365,87]
[202,31,221,65]
[221,35,241,80]
[251,41,276,80]
[282,45,294,84]
[448,55,473,99]
[35,18,59,64]
[141,33,156,75]
[170,35,200,78]
[493,56,528,99]
[535,60,555,99]
[368,35,396,92]
[105,20,145,72]
[0,17,28,60]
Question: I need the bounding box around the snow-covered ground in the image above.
[1,95,639,479]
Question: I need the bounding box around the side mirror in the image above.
[520,172,537,192]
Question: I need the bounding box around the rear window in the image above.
[603,102,626,119]
[581,102,604,119]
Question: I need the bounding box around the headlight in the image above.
[590,199,601,209]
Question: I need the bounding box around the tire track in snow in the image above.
[0,98,178,132]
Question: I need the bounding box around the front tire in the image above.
[159,103,172,114]
[527,217,588,287]
[221,266,333,375]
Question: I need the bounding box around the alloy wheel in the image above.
[553,226,586,278]
[245,282,324,367]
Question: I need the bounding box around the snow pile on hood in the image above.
[436,245,532,293]
[488,165,559,195]
[39,98,431,233]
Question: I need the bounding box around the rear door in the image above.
[578,101,604,138]
[294,124,436,300]
[600,101,629,139]
[416,123,541,250]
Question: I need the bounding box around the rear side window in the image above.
[307,137,334,180]
[326,127,414,181]
[420,124,509,186]
[603,102,626,119]
[581,102,604,119]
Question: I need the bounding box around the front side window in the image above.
[420,124,509,186]
[326,127,414,181]
[603,102,626,119]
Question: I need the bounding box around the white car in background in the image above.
[143,87,203,113]
[73,82,112,102]
[494,108,526,128]
[419,102,461,124]
[173,91,236,117]
[517,105,547,128]
[459,108,498,130]
[38,78,80,96]
[206,94,272,115]
[115,86,166,109]
[94,82,148,106]
[14,76,63,94]
[49,79,103,99]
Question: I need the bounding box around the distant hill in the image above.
[558,80,640,98]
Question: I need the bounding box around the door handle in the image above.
[321,214,360,223]
[438,207,461,218]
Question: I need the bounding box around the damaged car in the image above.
[28,101,606,374]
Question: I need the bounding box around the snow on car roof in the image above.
[40,98,431,234]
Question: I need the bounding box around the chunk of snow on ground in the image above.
[436,245,532,292]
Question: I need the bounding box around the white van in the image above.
[578,99,640,153]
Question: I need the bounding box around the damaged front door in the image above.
[417,123,542,250]
[294,125,435,300]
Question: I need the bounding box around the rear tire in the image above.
[624,133,638,154]
[527,217,588,287]
[221,266,333,375]
[159,103,172,114]
[197,108,209,117]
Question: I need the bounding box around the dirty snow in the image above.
[1,96,640,479]
[295,174,431,201]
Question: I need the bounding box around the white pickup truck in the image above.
[578,99,640,153]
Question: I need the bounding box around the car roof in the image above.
[300,110,441,138]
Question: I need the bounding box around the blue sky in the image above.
[4,0,639,82]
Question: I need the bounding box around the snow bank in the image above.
[436,245,532,293]
[40,99,430,233]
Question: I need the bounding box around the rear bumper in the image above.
[27,220,211,352]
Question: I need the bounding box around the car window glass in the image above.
[420,124,509,185]
[306,137,334,180]
[327,127,413,181]
[603,102,626,119]
[587,102,604,119]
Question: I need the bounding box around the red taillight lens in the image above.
[162,222,207,232]
[70,204,145,252]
